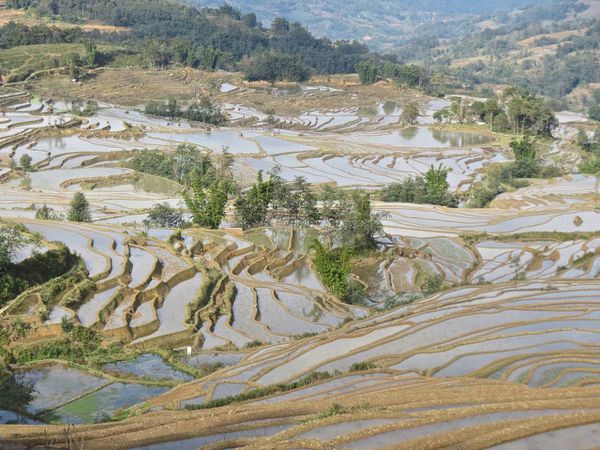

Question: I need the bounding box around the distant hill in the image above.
[186,0,558,51]
[189,0,599,105]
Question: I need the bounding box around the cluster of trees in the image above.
[468,136,560,207]
[236,172,384,251]
[0,22,85,48]
[379,165,459,207]
[5,0,373,79]
[243,52,309,84]
[309,190,384,305]
[356,59,431,89]
[145,97,225,125]
[577,128,600,174]
[34,192,91,222]
[180,148,236,229]
[356,60,378,85]
[144,203,187,229]
[137,41,223,70]
[0,371,35,415]
[0,224,32,306]
[127,144,227,184]
[384,62,431,89]
[0,223,77,307]
[234,170,318,229]
[434,88,557,136]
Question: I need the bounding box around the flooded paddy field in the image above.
[1,83,600,448]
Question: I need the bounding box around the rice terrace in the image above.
[0,0,600,449]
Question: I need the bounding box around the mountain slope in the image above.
[187,0,558,51]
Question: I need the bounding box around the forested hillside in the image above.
[3,0,371,75]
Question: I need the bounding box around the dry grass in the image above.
[0,4,128,32]
[22,68,428,114]
[517,29,586,48]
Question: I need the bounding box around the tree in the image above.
[424,165,457,206]
[244,52,309,84]
[67,192,91,222]
[380,165,457,207]
[271,17,290,34]
[401,101,420,125]
[35,204,58,220]
[242,12,257,28]
[310,240,353,299]
[199,46,221,71]
[144,203,185,228]
[83,40,97,66]
[0,373,34,413]
[319,186,349,229]
[234,170,272,229]
[356,59,378,85]
[184,172,229,229]
[19,154,32,171]
[506,93,557,135]
[393,64,430,88]
[283,177,320,227]
[0,224,30,272]
[64,52,79,80]
[510,136,539,178]
[340,192,383,253]
[590,105,600,122]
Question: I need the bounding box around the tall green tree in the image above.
[340,192,383,253]
[0,224,30,272]
[19,154,32,171]
[234,170,272,229]
[401,101,420,125]
[83,40,97,66]
[199,46,221,70]
[283,176,320,227]
[0,372,35,413]
[310,240,353,299]
[509,136,539,178]
[64,52,80,80]
[356,59,378,85]
[183,172,229,229]
[67,192,91,222]
[424,165,456,206]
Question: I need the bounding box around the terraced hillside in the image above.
[1,71,600,449]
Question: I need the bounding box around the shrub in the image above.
[349,362,376,372]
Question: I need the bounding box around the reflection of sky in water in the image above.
[347,127,493,148]
[143,130,262,154]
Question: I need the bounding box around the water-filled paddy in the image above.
[18,364,107,413]
[102,354,192,382]
[43,382,169,424]
[131,424,294,450]
[345,127,493,148]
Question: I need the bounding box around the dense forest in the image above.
[3,0,372,76]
